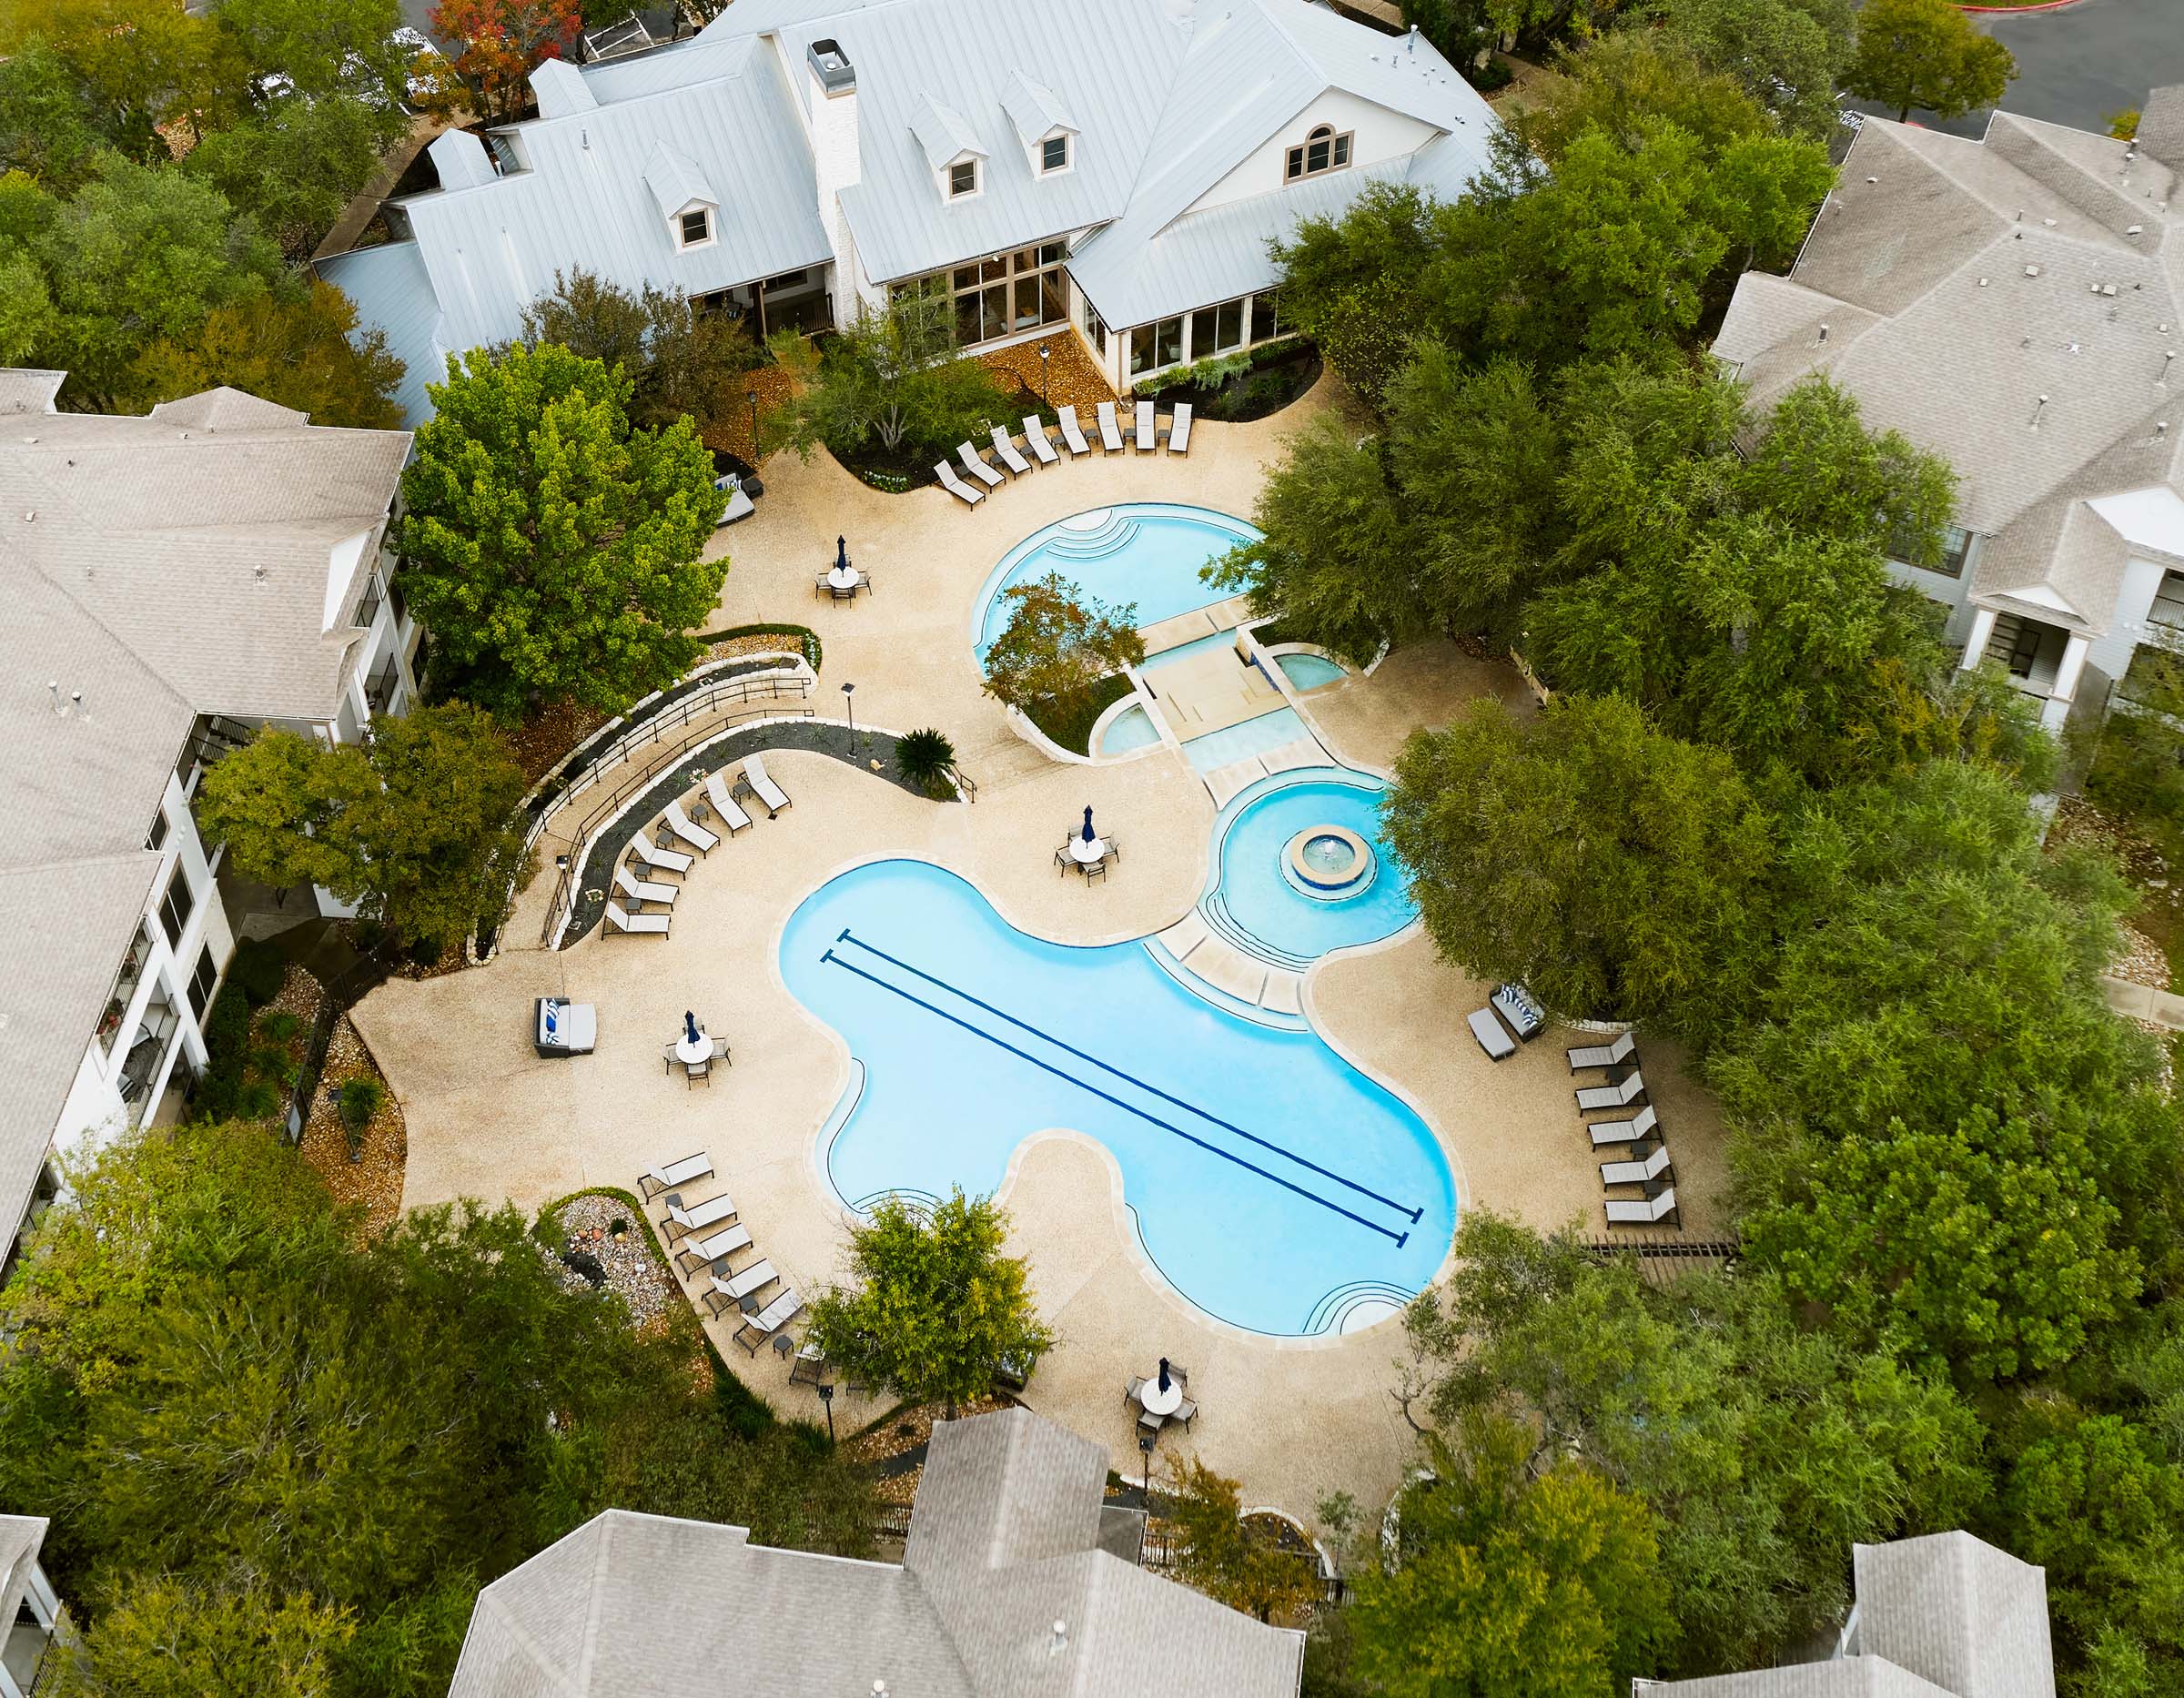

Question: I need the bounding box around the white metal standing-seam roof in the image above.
[769,0,1195,285]
[316,239,450,423]
[379,38,833,360]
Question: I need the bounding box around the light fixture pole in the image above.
[1037,341,1050,408]
[1138,1432,1155,1500]
[745,388,760,459]
[842,681,856,757]
[818,1381,835,1443]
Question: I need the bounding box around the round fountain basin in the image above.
[1283,825,1374,898]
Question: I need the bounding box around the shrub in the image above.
[258,1011,301,1045]
[189,982,256,1123]
[235,1080,283,1121]
[338,1077,383,1136]
[230,939,287,1008]
[893,728,959,798]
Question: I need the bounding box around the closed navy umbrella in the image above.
[1082,805,1097,844]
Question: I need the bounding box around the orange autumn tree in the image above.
[429,0,579,118]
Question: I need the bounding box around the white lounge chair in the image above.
[662,799,718,854]
[662,1191,737,1243]
[1588,1104,1658,1149]
[1466,1007,1515,1061]
[989,425,1032,478]
[733,1286,805,1352]
[955,442,1003,488]
[1023,415,1060,466]
[1568,1031,1636,1072]
[739,754,791,817]
[1097,400,1124,451]
[1604,1187,1679,1228]
[613,864,678,910]
[1601,1144,1673,1188]
[674,1221,753,1277]
[1167,402,1192,455]
[935,460,985,506]
[629,836,693,878]
[604,900,669,937]
[640,1151,712,1200]
[1057,405,1092,456]
[704,772,753,834]
[1576,1070,1645,1112]
[1134,399,1156,450]
[703,1257,780,1318]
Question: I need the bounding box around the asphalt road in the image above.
[1846,0,2184,138]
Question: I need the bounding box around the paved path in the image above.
[2103,975,2184,1030]
[1846,0,2184,137]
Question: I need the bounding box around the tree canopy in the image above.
[1843,0,2016,124]
[515,268,761,435]
[122,279,405,426]
[980,571,1148,718]
[195,702,531,956]
[804,1189,1055,1418]
[397,344,725,716]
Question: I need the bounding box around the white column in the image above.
[1961,607,1998,670]
[2050,632,2092,703]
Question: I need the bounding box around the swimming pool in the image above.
[1275,652,1349,692]
[1096,702,1162,757]
[971,503,1259,654]
[783,861,1455,1336]
[1204,770,1418,970]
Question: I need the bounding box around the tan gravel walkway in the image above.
[354,382,1729,1534]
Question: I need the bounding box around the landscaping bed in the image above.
[538,1189,678,1334]
[1143,343,1321,424]
[295,1012,408,1235]
[1025,673,1135,756]
[844,1394,1013,1505]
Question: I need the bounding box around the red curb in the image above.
[1955,0,2084,12]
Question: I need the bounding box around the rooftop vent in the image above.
[1050,1621,1069,1657]
[807,38,854,94]
[2042,217,2058,227]
[2164,351,2177,381]
[2025,264,2041,277]
[2128,223,2145,236]
[1978,277,1989,287]
[2030,393,2050,430]
[1866,175,1877,184]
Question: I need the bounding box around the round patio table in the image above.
[1068,836,1109,866]
[1139,1375,1183,1418]
[675,1029,713,1066]
[826,566,861,592]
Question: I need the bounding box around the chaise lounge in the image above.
[1097,400,1124,451]
[1604,1186,1679,1228]
[935,460,985,506]
[733,1286,805,1353]
[737,754,792,818]
[703,1257,780,1318]
[673,1220,753,1278]
[990,424,1033,478]
[1588,1104,1659,1149]
[639,1151,713,1201]
[1024,415,1061,465]
[662,799,717,854]
[1134,399,1156,451]
[956,442,1003,488]
[1600,1144,1673,1188]
[604,900,669,937]
[1167,402,1192,455]
[661,1190,737,1243]
[1576,1070,1645,1112]
[1057,405,1092,456]
[1568,1030,1636,1072]
[629,836,693,878]
[614,864,678,910]
[704,772,753,834]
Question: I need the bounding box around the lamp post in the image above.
[1138,1431,1155,1501]
[817,1381,835,1443]
[1037,341,1050,408]
[745,388,760,459]
[842,681,856,758]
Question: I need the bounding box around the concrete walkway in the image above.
[2103,975,2184,1031]
[353,385,1731,1531]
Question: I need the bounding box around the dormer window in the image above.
[1285,125,1351,183]
[1041,134,1069,175]
[950,159,979,198]
[680,207,712,247]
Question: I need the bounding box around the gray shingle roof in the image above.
[1642,1659,1958,1698]
[0,1517,49,1636]
[448,1409,1302,1698]
[1713,99,2184,639]
[1852,1532,2055,1698]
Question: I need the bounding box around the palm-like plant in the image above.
[894,727,958,798]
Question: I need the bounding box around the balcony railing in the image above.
[364,656,402,714]
[98,923,154,1061]
[118,998,180,1119]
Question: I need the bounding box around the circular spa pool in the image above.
[1203,771,1417,969]
[971,503,1260,655]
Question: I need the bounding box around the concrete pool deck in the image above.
[353,380,1731,1533]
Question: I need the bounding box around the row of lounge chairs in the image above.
[641,1149,806,1355]
[935,400,1193,507]
[603,755,794,938]
[1569,1031,1679,1227]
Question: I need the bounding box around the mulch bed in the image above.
[511,699,614,786]
[845,1394,1012,1504]
[296,1013,408,1236]
[542,1192,678,1333]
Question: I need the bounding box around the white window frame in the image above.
[948,157,980,200]
[677,206,715,250]
[1040,132,1071,176]
[2152,567,2184,630]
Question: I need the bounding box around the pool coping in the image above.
[768,847,1461,1348]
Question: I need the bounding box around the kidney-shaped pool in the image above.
[782,860,1456,1337]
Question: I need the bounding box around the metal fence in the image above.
[1583,1232,1742,1289]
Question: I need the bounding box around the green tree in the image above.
[516,267,760,434]
[0,154,288,408]
[1504,31,1771,165]
[804,1189,1055,1418]
[768,288,1010,468]
[397,343,723,716]
[196,703,531,956]
[980,571,1147,717]
[1843,0,2016,124]
[1274,182,1441,406]
[1161,1457,1323,1624]
[49,1579,354,1698]
[1383,695,1774,1035]
[1349,1414,1673,1697]
[1400,1213,1990,1673]
[124,280,405,427]
[187,93,405,258]
[1647,0,1856,140]
[0,40,108,190]
[212,0,412,105]
[4,0,247,152]
[1205,413,1406,666]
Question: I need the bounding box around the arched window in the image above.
[1285,123,1353,183]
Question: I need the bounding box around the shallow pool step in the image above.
[1201,893,1318,974]
[1156,913,1308,1016]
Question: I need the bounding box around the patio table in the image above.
[1138,1374,1183,1418]
[675,1028,713,1066]
[1068,836,1110,867]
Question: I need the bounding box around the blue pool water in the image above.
[783,861,1455,1336]
[972,504,1259,653]
[1204,771,1418,969]
[1180,707,1309,772]
[1276,652,1348,691]
[1097,702,1161,756]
